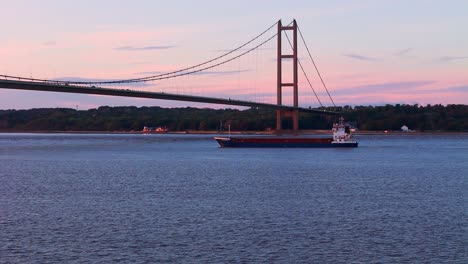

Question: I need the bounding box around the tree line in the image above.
[0,104,466,132]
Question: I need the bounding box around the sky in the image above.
[1,0,467,109]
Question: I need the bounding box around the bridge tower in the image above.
[276,19,299,131]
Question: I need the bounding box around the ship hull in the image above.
[214,137,358,148]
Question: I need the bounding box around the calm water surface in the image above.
[0,133,467,263]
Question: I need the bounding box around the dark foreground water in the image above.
[0,133,466,263]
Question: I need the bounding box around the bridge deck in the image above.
[0,79,337,115]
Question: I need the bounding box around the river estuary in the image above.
[0,133,466,263]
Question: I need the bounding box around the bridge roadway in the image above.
[0,79,337,115]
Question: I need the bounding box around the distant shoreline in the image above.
[1,130,467,135]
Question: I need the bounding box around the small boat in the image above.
[214,117,358,148]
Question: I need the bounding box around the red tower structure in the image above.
[276,19,299,131]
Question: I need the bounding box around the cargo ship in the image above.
[214,117,358,148]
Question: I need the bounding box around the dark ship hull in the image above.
[214,136,358,148]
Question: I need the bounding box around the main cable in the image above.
[297,24,336,109]
[0,21,279,85]
[125,33,278,82]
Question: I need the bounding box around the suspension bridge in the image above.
[0,19,339,131]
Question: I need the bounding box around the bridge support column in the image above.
[276,19,299,131]
[293,109,299,130]
[276,110,282,130]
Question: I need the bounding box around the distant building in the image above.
[143,126,168,133]
[401,125,409,132]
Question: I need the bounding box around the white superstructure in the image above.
[332,117,357,144]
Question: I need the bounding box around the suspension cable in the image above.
[282,31,323,107]
[296,24,336,109]
[2,33,277,85]
[123,33,278,82]
[0,21,279,85]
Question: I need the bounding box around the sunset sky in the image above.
[1,0,467,109]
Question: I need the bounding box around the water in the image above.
[0,133,467,263]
